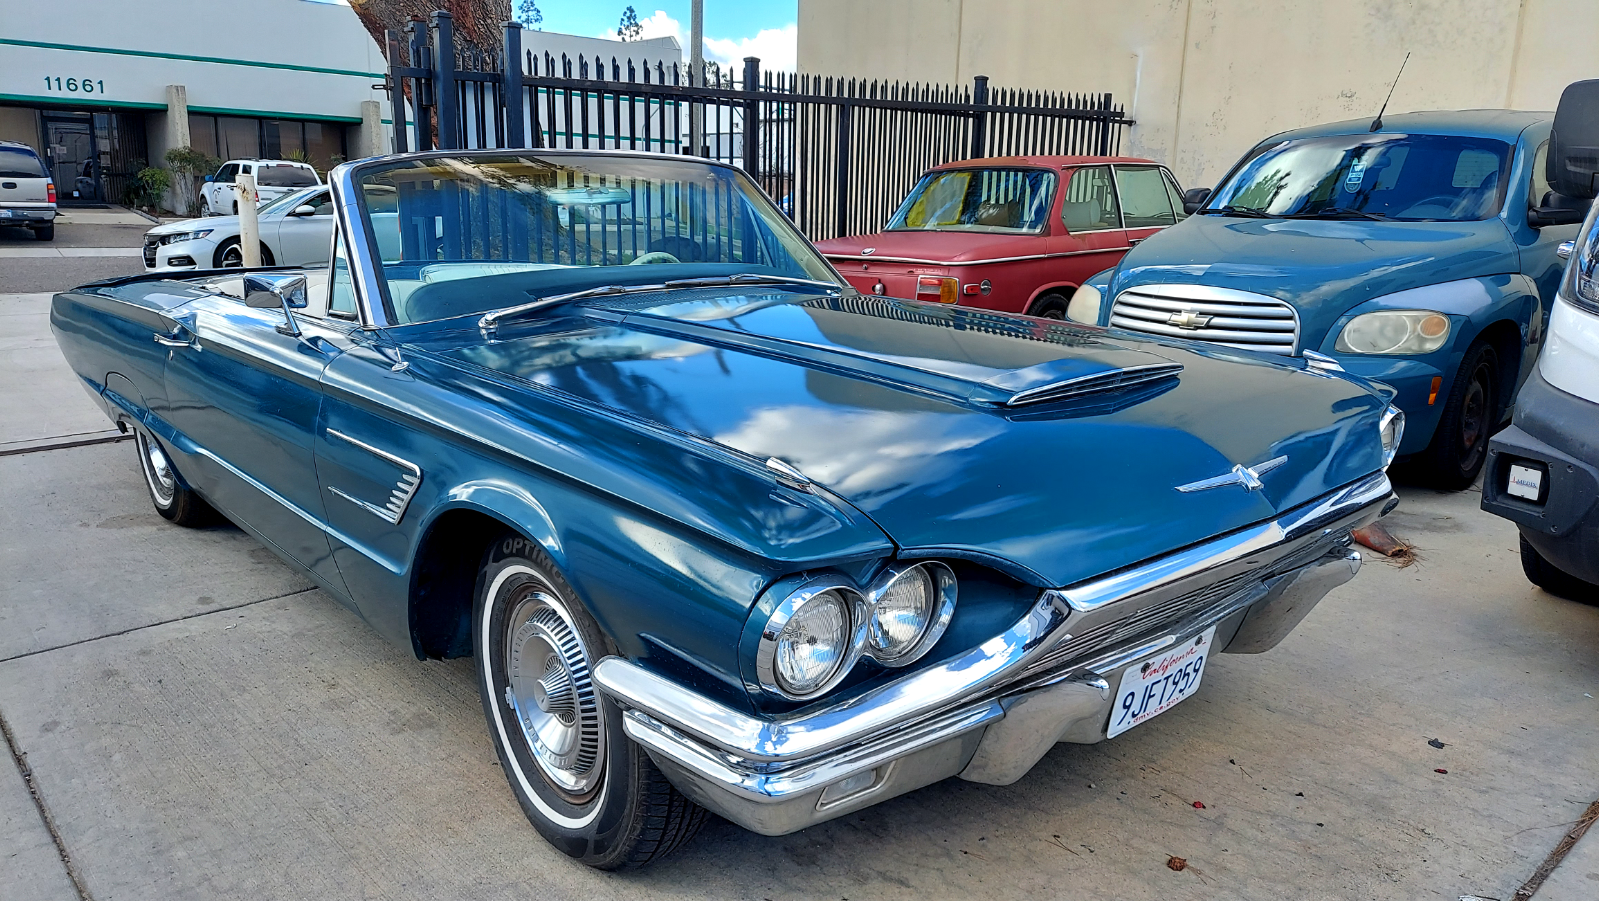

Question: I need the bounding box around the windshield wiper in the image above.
[478,283,661,332]
[478,275,847,332]
[661,273,847,292]
[1283,207,1392,221]
[1197,205,1279,218]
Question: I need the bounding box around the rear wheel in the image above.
[135,428,214,526]
[474,538,707,868]
[1029,293,1069,320]
[32,225,53,241]
[1520,535,1599,604]
[1415,340,1498,490]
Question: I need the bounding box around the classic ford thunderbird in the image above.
[52,150,1402,868]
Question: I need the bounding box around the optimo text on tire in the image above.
[473,536,707,868]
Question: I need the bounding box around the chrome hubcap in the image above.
[139,432,176,506]
[505,595,603,797]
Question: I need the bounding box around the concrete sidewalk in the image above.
[0,293,124,453]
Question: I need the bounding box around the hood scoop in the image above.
[1003,363,1183,406]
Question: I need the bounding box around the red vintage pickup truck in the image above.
[816,155,1187,318]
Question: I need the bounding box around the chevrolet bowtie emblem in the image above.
[1176,455,1289,493]
[1167,309,1213,330]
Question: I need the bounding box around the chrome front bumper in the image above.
[593,473,1394,836]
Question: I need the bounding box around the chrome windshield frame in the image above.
[326,149,851,331]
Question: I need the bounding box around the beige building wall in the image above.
[798,0,1599,188]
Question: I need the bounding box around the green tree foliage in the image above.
[618,5,642,41]
[516,0,542,29]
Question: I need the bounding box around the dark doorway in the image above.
[42,113,102,205]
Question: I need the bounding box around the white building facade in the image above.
[0,0,389,206]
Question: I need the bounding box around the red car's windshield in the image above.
[887,168,1056,233]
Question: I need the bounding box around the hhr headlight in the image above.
[1066,284,1102,323]
[1335,309,1451,354]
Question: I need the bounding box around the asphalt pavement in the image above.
[2,212,1597,901]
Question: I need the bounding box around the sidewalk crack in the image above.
[1,708,95,901]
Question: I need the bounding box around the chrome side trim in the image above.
[593,471,1392,764]
[826,246,1131,267]
[324,428,423,525]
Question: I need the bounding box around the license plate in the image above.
[0,210,12,218]
[1507,463,1543,501]
[1107,626,1216,738]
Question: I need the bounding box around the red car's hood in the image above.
[816,229,1041,264]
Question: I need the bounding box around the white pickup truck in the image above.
[199,159,320,216]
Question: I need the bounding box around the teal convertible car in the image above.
[52,150,1400,867]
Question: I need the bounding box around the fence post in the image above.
[835,101,852,237]
[431,10,458,149]
[1097,92,1112,156]
[408,19,433,151]
[742,57,761,175]
[970,75,989,159]
[386,30,408,154]
[502,22,524,149]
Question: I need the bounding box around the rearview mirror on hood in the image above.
[1550,79,1599,200]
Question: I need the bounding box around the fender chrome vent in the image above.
[1005,363,1182,406]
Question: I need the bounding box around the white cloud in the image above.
[600,11,797,73]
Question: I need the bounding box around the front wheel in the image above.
[1414,340,1498,490]
[212,238,274,269]
[1520,536,1599,604]
[473,538,707,868]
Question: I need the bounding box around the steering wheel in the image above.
[1400,194,1459,217]
[629,251,681,265]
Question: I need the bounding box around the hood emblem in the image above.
[861,247,876,255]
[1167,309,1213,330]
[1176,455,1288,493]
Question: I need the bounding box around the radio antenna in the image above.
[1370,52,1410,132]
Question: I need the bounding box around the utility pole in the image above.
[235,173,260,267]
[689,0,703,156]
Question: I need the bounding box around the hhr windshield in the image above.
[1205,133,1511,222]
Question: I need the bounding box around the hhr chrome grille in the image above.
[1110,285,1298,355]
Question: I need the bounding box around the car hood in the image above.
[147,214,239,237]
[1110,215,1518,342]
[816,230,1041,264]
[406,290,1388,588]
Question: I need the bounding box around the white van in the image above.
[1481,79,1599,600]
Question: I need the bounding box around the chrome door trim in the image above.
[324,428,423,525]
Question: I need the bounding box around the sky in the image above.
[531,1,798,71]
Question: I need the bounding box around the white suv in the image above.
[200,159,320,216]
[0,141,57,241]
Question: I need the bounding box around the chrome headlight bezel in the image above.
[755,578,866,701]
[864,561,957,667]
[1379,404,1405,470]
[755,563,960,701]
[1334,309,1452,355]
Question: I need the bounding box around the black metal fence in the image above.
[383,12,1132,240]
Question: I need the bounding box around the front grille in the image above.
[142,238,158,268]
[1031,570,1260,674]
[1111,284,1298,355]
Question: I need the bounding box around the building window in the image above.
[187,113,348,171]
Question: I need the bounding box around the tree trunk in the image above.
[348,0,511,61]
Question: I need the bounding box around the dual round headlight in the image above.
[757,563,957,700]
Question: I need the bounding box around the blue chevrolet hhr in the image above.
[1070,110,1585,488]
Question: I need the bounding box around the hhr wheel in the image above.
[1416,340,1498,490]
[474,538,707,868]
[135,428,214,526]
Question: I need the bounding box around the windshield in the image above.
[0,148,47,178]
[258,164,318,187]
[887,168,1057,233]
[1206,133,1512,222]
[257,186,320,215]
[354,153,842,325]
